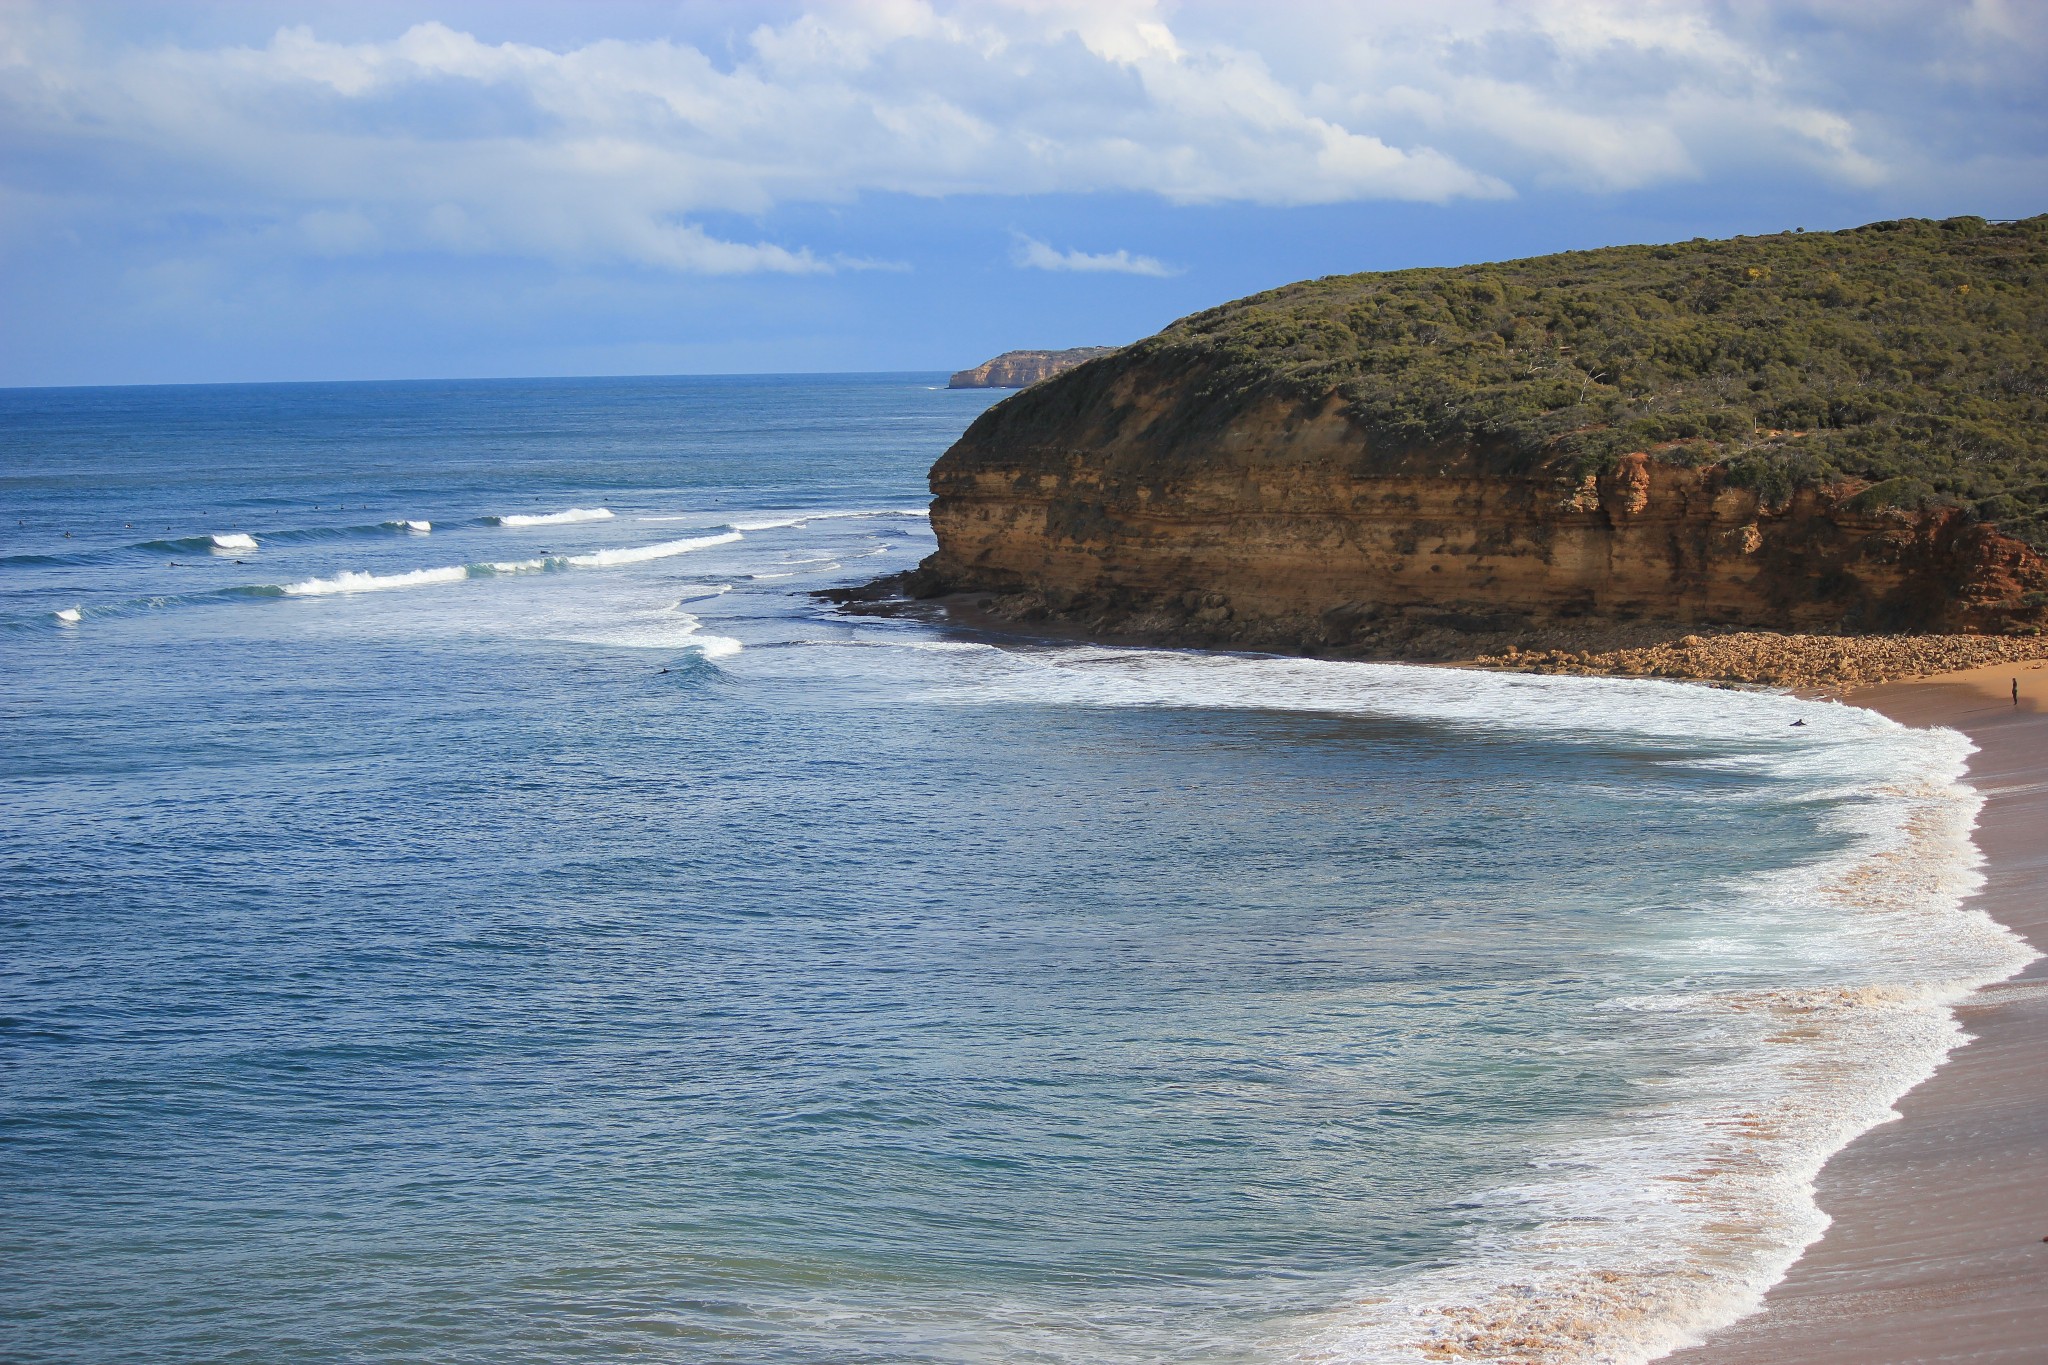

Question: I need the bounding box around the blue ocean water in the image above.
[0,377,2030,1364]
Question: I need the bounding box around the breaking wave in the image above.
[131,532,261,556]
[281,566,471,596]
[729,508,931,532]
[565,531,742,567]
[489,507,614,527]
[562,608,744,658]
[261,519,435,544]
[270,532,744,597]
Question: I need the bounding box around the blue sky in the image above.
[2,0,2043,386]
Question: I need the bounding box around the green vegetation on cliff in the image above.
[1107,215,2048,546]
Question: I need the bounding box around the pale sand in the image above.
[1669,660,2048,1363]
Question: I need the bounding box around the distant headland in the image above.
[947,347,1117,389]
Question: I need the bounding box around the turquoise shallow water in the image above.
[0,377,2028,1363]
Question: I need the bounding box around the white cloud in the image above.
[0,3,1503,276]
[0,1,2039,278]
[1013,235,1177,276]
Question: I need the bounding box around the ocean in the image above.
[0,375,2032,1364]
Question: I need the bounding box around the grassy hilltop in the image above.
[1105,215,2048,547]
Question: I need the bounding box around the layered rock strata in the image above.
[911,361,2048,649]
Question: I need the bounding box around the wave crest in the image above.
[566,531,742,567]
[489,507,613,527]
[281,566,470,596]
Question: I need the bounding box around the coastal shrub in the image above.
[1109,215,2048,546]
[1845,476,1949,514]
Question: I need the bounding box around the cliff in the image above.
[905,217,2048,648]
[948,347,1117,389]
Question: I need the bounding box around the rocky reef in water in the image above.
[867,217,2048,662]
[947,347,1118,389]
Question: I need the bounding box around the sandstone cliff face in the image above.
[921,353,2048,644]
[947,347,1116,389]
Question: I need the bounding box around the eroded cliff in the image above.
[903,218,2048,649]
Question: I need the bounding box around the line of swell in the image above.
[726,508,930,531]
[275,531,744,596]
[4,520,434,569]
[11,532,748,623]
[127,532,258,555]
[5,583,288,630]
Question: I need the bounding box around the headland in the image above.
[912,216,2048,645]
[946,346,1117,389]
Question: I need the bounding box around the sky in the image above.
[2,0,2044,387]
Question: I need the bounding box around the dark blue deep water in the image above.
[0,377,2012,1363]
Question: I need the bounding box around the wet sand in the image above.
[1670,660,2048,1363]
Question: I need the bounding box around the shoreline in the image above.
[824,581,2048,691]
[831,587,2048,1357]
[1668,661,2048,1363]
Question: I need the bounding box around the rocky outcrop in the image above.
[947,347,1117,389]
[909,349,2048,647]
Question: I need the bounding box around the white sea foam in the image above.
[491,507,613,527]
[559,608,743,657]
[886,645,2036,1364]
[383,519,432,534]
[54,606,81,624]
[209,532,258,552]
[281,565,471,596]
[266,532,736,602]
[731,508,930,532]
[674,610,744,659]
[566,531,742,567]
[1284,781,2020,1364]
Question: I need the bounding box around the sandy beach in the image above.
[1670,660,2048,1363]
